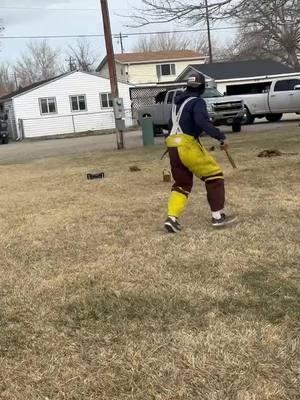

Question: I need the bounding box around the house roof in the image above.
[0,73,67,101]
[96,50,205,71]
[115,50,204,63]
[178,60,294,81]
[0,71,130,102]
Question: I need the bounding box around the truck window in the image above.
[202,88,223,98]
[274,79,300,92]
[226,82,271,95]
[155,91,167,104]
[167,92,174,104]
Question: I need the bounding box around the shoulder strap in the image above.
[170,97,196,135]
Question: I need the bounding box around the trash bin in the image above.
[141,115,154,146]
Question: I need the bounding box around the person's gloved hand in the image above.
[220,141,229,151]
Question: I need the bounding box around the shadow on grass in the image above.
[59,288,210,332]
[216,264,300,325]
[57,262,299,334]
[1,263,298,358]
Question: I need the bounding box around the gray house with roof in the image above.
[176,60,298,95]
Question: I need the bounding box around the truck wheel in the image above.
[266,113,283,123]
[3,137,9,144]
[232,122,242,133]
[153,125,163,137]
[243,108,255,125]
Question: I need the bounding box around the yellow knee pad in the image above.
[168,191,188,218]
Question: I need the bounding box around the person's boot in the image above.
[212,213,237,228]
[164,217,182,233]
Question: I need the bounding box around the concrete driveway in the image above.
[0,115,299,165]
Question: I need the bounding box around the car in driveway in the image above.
[230,77,300,124]
[138,87,245,135]
[0,114,9,144]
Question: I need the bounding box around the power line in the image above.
[0,6,98,11]
[0,6,127,11]
[0,26,240,40]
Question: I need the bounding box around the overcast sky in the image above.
[0,0,235,68]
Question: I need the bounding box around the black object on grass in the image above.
[87,172,105,180]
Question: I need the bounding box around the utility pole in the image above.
[204,0,213,63]
[13,72,18,90]
[119,33,125,53]
[100,0,124,149]
[66,56,76,71]
[113,32,128,54]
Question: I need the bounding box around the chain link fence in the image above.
[19,109,134,139]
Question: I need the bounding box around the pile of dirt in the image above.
[258,149,298,158]
[258,150,283,158]
[129,165,141,172]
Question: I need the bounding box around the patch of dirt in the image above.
[258,149,297,158]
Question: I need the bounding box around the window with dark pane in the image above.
[40,99,48,114]
[274,80,299,92]
[101,93,113,108]
[48,98,56,113]
[70,95,86,111]
[39,97,57,114]
[167,92,174,104]
[78,96,86,110]
[161,64,171,76]
[71,96,79,111]
[101,94,108,108]
[171,64,176,75]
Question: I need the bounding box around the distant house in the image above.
[176,60,298,94]
[0,71,132,140]
[96,50,207,85]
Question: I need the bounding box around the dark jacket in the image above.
[170,91,226,141]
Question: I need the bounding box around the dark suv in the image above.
[0,114,9,144]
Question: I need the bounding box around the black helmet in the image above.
[186,73,206,95]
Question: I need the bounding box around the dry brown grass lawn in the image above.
[0,128,299,400]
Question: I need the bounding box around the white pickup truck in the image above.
[239,77,300,124]
[138,87,244,135]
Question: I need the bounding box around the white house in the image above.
[176,60,298,95]
[0,71,133,140]
[96,50,207,85]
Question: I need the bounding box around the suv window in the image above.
[274,79,300,92]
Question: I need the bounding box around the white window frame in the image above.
[70,94,87,112]
[39,97,57,115]
[156,63,176,77]
[100,92,113,109]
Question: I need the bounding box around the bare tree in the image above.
[129,1,232,27]
[228,0,300,67]
[14,40,60,86]
[67,38,98,72]
[133,31,226,60]
[133,32,208,53]
[218,28,269,62]
[131,0,300,67]
[0,63,15,96]
[0,20,5,52]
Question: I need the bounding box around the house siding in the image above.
[99,59,206,84]
[99,63,127,82]
[12,72,132,138]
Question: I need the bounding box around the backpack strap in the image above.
[170,97,196,136]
